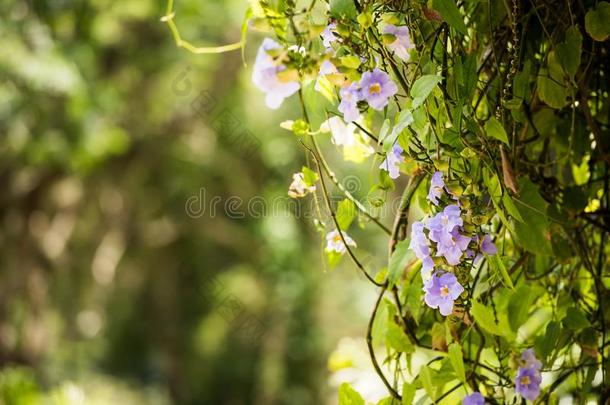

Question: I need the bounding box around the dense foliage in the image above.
[242,0,610,403]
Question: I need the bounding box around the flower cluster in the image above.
[515,349,542,401]
[338,68,398,123]
[410,172,497,316]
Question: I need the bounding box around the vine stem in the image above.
[366,284,402,400]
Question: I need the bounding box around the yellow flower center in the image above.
[440,285,449,297]
[333,234,342,243]
[369,83,382,94]
[520,376,530,385]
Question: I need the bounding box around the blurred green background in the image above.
[0,0,385,404]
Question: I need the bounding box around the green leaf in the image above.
[357,11,373,28]
[513,178,553,256]
[386,321,414,353]
[431,0,467,34]
[585,1,610,41]
[502,194,524,222]
[419,365,436,401]
[336,199,357,230]
[507,285,537,331]
[487,255,514,290]
[482,167,502,204]
[563,307,591,331]
[338,383,365,405]
[383,110,414,152]
[388,239,414,286]
[556,26,582,80]
[410,75,442,109]
[402,382,416,405]
[484,117,509,145]
[471,302,502,336]
[340,55,361,69]
[537,51,568,109]
[448,343,466,384]
[330,0,357,20]
[539,321,560,362]
[301,166,319,187]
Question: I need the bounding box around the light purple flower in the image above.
[325,229,356,254]
[427,171,445,205]
[409,221,434,276]
[436,228,471,265]
[462,392,485,405]
[424,272,464,316]
[520,349,542,371]
[515,366,541,401]
[252,38,300,109]
[359,68,398,110]
[481,234,497,255]
[426,205,463,245]
[321,22,339,49]
[338,83,361,122]
[382,24,415,61]
[379,144,403,179]
[318,59,338,76]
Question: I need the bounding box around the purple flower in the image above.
[338,83,361,122]
[426,205,463,245]
[379,144,403,179]
[252,38,300,109]
[462,392,485,405]
[480,234,497,255]
[409,221,434,276]
[424,272,464,316]
[382,24,415,61]
[359,68,398,110]
[515,366,541,401]
[520,349,542,371]
[321,22,339,49]
[427,171,445,205]
[436,228,471,265]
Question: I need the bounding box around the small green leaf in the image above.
[448,343,466,384]
[508,285,537,331]
[338,383,365,405]
[340,55,361,69]
[431,0,467,34]
[556,26,582,80]
[537,51,568,109]
[539,321,560,362]
[513,178,553,256]
[419,365,436,401]
[410,75,442,109]
[301,166,319,187]
[487,255,514,290]
[336,199,356,230]
[357,11,373,28]
[388,239,414,286]
[471,302,502,336]
[484,117,509,145]
[563,307,591,331]
[502,194,524,223]
[585,1,610,41]
[330,0,357,20]
[402,382,416,405]
[386,321,414,353]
